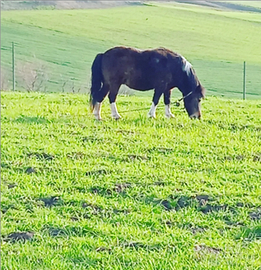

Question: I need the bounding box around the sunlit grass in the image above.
[1,91,261,269]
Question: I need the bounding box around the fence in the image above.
[1,42,261,100]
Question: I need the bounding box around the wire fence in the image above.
[1,42,261,100]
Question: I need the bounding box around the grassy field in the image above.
[1,2,261,98]
[1,91,261,269]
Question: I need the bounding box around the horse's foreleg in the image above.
[164,90,175,118]
[110,102,121,120]
[148,103,157,118]
[148,89,163,118]
[108,88,121,120]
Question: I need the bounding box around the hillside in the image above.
[1,2,261,98]
[1,92,261,269]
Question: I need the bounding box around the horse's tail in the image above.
[90,53,103,111]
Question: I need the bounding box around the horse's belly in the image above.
[125,77,154,91]
[126,83,153,91]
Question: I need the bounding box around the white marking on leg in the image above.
[110,102,121,119]
[93,102,102,120]
[165,104,175,118]
[148,102,157,118]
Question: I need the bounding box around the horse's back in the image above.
[101,46,179,90]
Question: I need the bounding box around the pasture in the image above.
[1,1,261,269]
[1,2,261,98]
[1,92,261,269]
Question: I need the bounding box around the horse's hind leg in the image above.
[164,90,175,118]
[108,86,121,120]
[93,84,109,120]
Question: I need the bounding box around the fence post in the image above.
[243,61,246,100]
[12,42,15,91]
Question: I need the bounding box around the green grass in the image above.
[1,91,261,269]
[1,3,261,98]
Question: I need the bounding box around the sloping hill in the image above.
[1,2,261,98]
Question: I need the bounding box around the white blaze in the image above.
[182,57,192,75]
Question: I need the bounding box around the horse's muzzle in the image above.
[190,112,201,119]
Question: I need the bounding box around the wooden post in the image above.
[12,42,15,91]
[243,61,246,100]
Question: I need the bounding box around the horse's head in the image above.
[180,57,206,119]
[183,83,205,119]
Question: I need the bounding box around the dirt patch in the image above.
[28,152,54,161]
[253,153,261,162]
[122,241,147,250]
[194,244,223,254]
[25,167,37,174]
[116,129,137,135]
[7,183,17,189]
[86,169,112,176]
[114,183,132,193]
[126,154,148,161]
[151,194,237,214]
[81,202,130,218]
[1,204,16,214]
[175,195,196,209]
[3,231,34,243]
[190,227,207,235]
[113,208,130,215]
[160,199,174,211]
[148,147,174,154]
[199,204,230,214]
[96,246,112,253]
[38,196,63,207]
[223,155,246,161]
[67,152,86,160]
[89,186,112,196]
[249,209,261,221]
[152,181,170,186]
[82,136,102,143]
[48,227,67,237]
[82,202,102,212]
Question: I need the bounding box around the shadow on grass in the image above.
[42,224,109,239]
[13,116,51,124]
[236,225,261,241]
[143,193,245,215]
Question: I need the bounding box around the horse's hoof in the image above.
[165,114,175,118]
[112,114,121,120]
[94,115,102,121]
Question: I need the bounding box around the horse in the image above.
[90,46,205,120]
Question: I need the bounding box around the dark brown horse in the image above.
[90,46,205,120]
